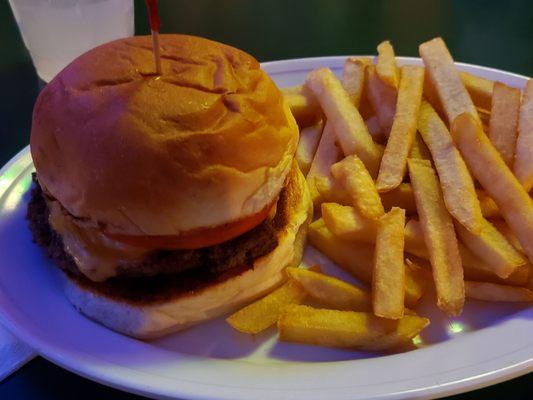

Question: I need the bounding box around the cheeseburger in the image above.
[27,35,312,338]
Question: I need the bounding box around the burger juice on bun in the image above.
[28,35,312,338]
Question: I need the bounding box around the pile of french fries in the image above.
[227,37,533,352]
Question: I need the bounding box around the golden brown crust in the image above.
[31,35,298,236]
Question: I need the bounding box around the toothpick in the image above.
[151,29,161,75]
[144,0,161,75]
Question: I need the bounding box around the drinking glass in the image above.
[8,0,134,82]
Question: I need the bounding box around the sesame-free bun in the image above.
[61,163,312,339]
[30,35,298,236]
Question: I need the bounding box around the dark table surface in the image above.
[1,0,532,399]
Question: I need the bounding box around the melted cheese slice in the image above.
[47,200,150,282]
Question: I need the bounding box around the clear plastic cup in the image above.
[8,0,134,82]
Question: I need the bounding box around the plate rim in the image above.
[261,55,531,83]
[0,56,532,400]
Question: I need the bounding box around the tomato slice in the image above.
[105,201,274,250]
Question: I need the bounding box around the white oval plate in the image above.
[0,57,531,400]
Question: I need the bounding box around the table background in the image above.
[0,0,531,398]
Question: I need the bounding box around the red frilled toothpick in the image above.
[144,0,162,74]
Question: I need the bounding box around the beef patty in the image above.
[27,174,289,303]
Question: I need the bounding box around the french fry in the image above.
[465,281,533,302]
[226,280,306,334]
[283,87,321,128]
[406,221,491,279]
[514,79,533,191]
[343,57,372,107]
[308,219,427,306]
[425,73,492,130]
[412,248,531,288]
[404,219,430,259]
[285,267,371,311]
[305,67,383,177]
[408,158,464,316]
[492,219,533,289]
[331,155,385,219]
[409,133,432,160]
[490,221,533,290]
[376,40,400,88]
[278,305,429,351]
[455,219,527,279]
[452,113,533,264]
[280,85,304,95]
[377,66,425,192]
[419,37,481,126]
[380,183,417,214]
[459,71,494,111]
[403,261,429,307]
[280,81,381,133]
[404,259,432,300]
[406,221,477,283]
[306,122,342,207]
[365,64,397,137]
[316,177,417,215]
[478,107,491,131]
[477,190,500,218]
[488,82,521,167]
[321,202,377,243]
[296,121,324,175]
[492,219,524,252]
[423,68,444,117]
[373,207,406,319]
[417,101,483,233]
[283,79,375,126]
[365,115,383,142]
[314,175,351,205]
[309,219,375,282]
[343,57,375,119]
[462,249,531,286]
[405,219,530,286]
